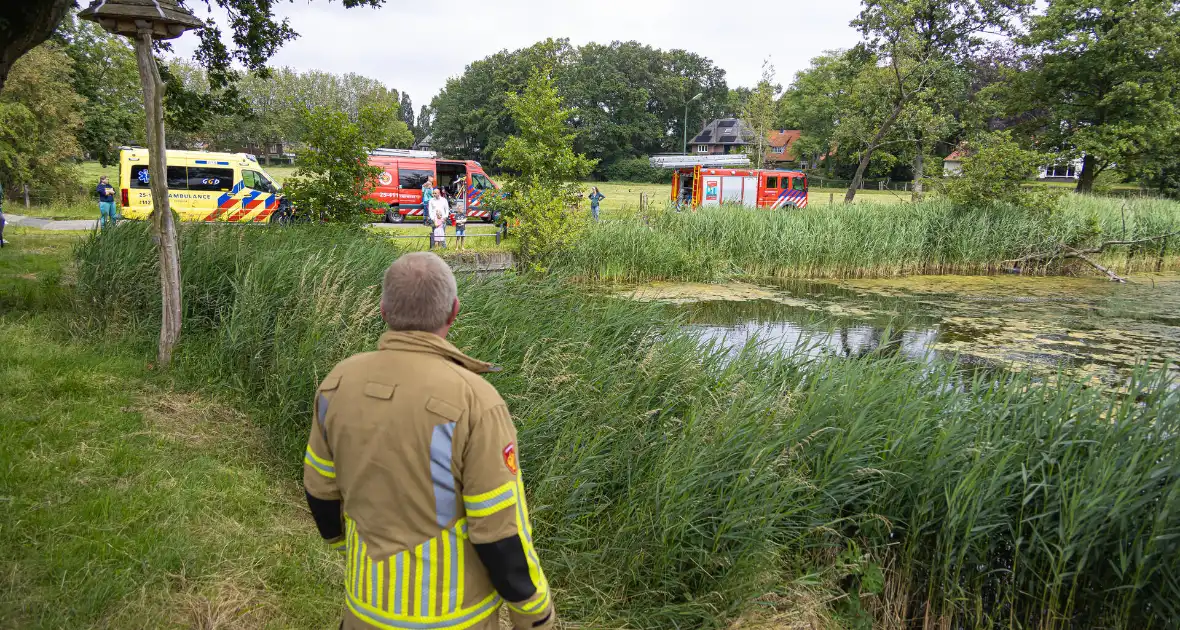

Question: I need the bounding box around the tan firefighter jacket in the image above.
[303,330,554,630]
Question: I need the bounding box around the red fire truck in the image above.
[651,155,809,209]
[365,149,501,223]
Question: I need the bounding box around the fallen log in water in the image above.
[1003,229,1180,282]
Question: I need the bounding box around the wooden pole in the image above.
[133,27,182,367]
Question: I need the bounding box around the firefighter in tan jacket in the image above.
[303,252,555,630]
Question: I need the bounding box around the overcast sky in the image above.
[172,0,866,109]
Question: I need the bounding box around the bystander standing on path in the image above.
[97,176,118,230]
[429,188,449,249]
[588,186,605,222]
[421,175,435,236]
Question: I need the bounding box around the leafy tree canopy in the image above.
[430,38,728,175]
[0,42,85,201]
[1020,0,1180,192]
[943,130,1060,212]
[53,11,145,166]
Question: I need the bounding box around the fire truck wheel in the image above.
[386,207,403,223]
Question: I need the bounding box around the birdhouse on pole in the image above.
[79,0,205,39]
[79,0,204,369]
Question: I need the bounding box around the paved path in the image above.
[4,214,99,231]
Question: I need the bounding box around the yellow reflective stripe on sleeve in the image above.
[505,588,549,615]
[376,554,384,609]
[346,520,355,593]
[304,445,336,478]
[462,481,516,517]
[364,545,373,604]
[522,590,549,613]
[400,550,410,615]
[513,476,550,600]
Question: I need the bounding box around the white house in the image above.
[942,148,968,176]
[944,148,1086,182]
[1038,158,1085,182]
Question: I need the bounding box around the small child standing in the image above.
[452,190,468,250]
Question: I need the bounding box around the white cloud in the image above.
[172,0,864,109]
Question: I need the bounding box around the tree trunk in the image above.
[1076,154,1099,194]
[911,141,925,203]
[133,31,182,367]
[845,101,905,204]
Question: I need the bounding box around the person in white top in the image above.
[428,188,449,249]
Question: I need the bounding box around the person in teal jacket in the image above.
[97,176,118,229]
[588,186,604,222]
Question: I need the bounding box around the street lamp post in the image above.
[682,92,704,154]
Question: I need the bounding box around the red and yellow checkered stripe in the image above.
[199,181,281,222]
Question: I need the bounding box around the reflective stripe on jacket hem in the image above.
[347,517,486,622]
[346,590,501,630]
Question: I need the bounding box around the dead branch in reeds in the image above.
[1003,229,1180,282]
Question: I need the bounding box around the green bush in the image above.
[600,156,673,183]
[284,102,410,222]
[942,131,1063,213]
[74,224,1180,629]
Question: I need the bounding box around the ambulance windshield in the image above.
[244,169,278,193]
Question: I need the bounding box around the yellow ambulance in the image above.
[117,148,287,222]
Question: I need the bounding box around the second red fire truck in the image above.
[651,155,809,209]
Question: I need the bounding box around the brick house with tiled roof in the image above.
[689,118,805,166]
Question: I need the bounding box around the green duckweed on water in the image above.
[623,273,1180,386]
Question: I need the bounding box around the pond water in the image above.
[622,275,1180,386]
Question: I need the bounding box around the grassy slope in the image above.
[71,224,1180,629]
[0,233,342,629]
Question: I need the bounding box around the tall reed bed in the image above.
[557,195,1180,282]
[76,225,1180,629]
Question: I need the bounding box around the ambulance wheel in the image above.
[270,205,291,226]
[386,207,403,223]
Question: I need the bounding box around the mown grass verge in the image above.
[0,236,342,628]
[69,223,1180,629]
[555,195,1180,282]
